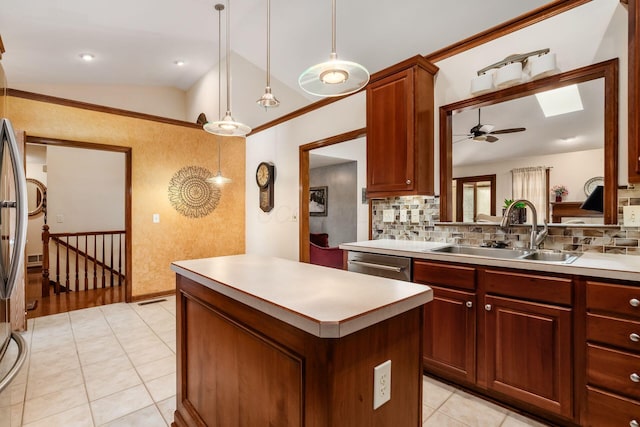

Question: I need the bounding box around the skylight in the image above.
[535,84,584,117]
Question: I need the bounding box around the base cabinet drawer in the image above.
[587,313,640,352]
[587,344,640,400]
[587,386,640,427]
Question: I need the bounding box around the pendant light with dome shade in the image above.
[204,1,251,137]
[256,0,279,109]
[298,0,369,97]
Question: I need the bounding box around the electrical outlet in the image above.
[373,360,391,409]
[153,213,160,223]
[411,209,420,223]
[624,206,640,226]
[383,209,395,223]
[399,209,407,222]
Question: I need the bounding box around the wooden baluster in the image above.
[110,234,114,287]
[65,236,70,292]
[75,235,79,291]
[102,235,106,288]
[93,235,97,289]
[41,225,50,297]
[118,233,123,287]
[84,236,88,291]
[55,239,60,295]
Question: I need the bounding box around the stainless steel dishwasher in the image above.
[347,251,412,282]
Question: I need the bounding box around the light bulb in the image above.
[320,69,349,85]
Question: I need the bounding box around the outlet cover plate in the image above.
[411,209,420,223]
[399,209,407,222]
[383,209,395,223]
[373,360,391,409]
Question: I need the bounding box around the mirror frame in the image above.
[26,177,46,217]
[439,58,619,224]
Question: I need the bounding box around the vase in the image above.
[555,195,562,202]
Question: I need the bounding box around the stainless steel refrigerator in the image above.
[0,116,28,425]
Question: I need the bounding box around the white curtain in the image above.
[511,166,548,222]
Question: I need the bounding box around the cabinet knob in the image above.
[484,304,492,311]
[630,298,640,307]
[466,301,473,308]
[406,179,412,185]
[630,373,640,383]
[631,333,640,343]
[631,420,639,427]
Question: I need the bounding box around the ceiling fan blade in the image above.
[486,135,499,143]
[489,127,526,135]
[453,137,471,144]
[479,124,494,133]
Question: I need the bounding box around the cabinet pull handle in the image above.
[631,420,639,427]
[630,373,640,383]
[631,298,640,307]
[466,301,473,308]
[631,333,640,343]
[484,304,492,311]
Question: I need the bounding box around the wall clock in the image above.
[256,162,275,212]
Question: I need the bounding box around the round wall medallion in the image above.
[584,176,604,196]
[168,166,221,218]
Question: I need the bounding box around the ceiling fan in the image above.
[454,109,526,143]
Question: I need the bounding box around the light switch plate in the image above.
[411,209,420,223]
[624,206,640,226]
[399,209,407,222]
[153,213,160,223]
[383,209,395,222]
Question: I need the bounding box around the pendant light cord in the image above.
[331,0,336,56]
[226,0,232,114]
[266,0,271,87]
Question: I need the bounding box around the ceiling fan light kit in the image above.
[470,48,557,96]
[298,0,370,97]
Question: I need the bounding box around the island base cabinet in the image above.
[482,295,573,419]
[173,275,424,427]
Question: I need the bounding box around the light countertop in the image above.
[340,240,640,282]
[171,254,432,338]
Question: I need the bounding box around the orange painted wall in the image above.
[8,96,245,298]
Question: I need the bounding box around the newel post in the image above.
[42,224,50,297]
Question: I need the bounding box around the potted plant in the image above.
[502,199,527,224]
[551,185,569,202]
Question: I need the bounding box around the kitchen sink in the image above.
[430,245,582,264]
[520,251,582,264]
[430,245,531,259]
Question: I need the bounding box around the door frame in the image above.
[26,136,133,302]
[298,128,366,263]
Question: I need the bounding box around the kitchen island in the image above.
[170,254,433,427]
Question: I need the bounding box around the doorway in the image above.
[25,136,132,317]
[299,128,366,263]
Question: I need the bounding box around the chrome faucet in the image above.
[500,199,548,250]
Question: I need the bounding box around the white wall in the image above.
[47,146,125,233]
[11,83,189,121]
[433,0,628,188]
[311,137,368,242]
[245,92,366,260]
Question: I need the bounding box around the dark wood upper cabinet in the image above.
[366,56,438,198]
[629,0,640,182]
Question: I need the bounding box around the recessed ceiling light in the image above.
[535,84,584,118]
[174,60,185,66]
[79,53,95,62]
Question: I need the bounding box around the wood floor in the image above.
[25,267,125,318]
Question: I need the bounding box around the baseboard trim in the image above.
[131,290,176,303]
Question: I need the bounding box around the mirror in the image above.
[26,178,46,217]
[440,59,618,224]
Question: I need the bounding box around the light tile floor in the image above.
[5,296,550,426]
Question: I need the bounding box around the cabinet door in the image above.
[483,295,573,418]
[366,68,415,193]
[424,286,476,384]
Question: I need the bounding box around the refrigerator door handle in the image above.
[0,333,27,393]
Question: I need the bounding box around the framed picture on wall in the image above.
[310,186,328,216]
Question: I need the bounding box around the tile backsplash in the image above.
[371,188,640,256]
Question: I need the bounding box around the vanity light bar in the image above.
[476,48,550,76]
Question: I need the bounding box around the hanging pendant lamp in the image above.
[298,0,369,97]
[204,0,251,137]
[257,0,279,109]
